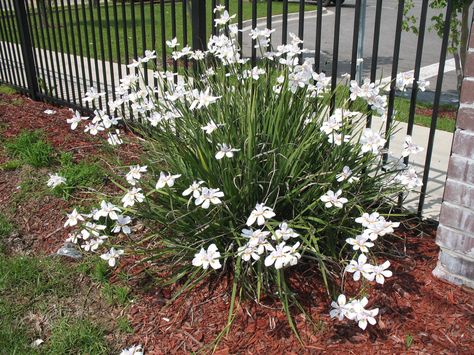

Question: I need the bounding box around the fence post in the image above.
[191,0,206,51]
[13,0,38,100]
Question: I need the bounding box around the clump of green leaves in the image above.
[51,152,105,198]
[73,14,414,339]
[0,213,13,238]
[101,283,131,306]
[0,85,17,95]
[0,159,23,171]
[0,213,13,253]
[5,130,54,168]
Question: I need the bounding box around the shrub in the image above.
[62,8,425,336]
[5,130,53,168]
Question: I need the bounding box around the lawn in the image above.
[18,0,315,64]
[342,86,457,133]
[0,254,124,354]
[393,97,457,133]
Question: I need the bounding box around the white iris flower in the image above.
[192,244,222,270]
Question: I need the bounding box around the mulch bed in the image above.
[415,106,457,120]
[0,94,102,160]
[121,225,474,354]
[0,93,141,254]
[1,92,473,354]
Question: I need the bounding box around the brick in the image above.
[457,107,474,132]
[451,129,474,158]
[437,225,474,255]
[434,20,474,289]
[465,52,474,77]
[439,202,474,234]
[447,155,474,184]
[443,179,474,207]
[438,249,474,281]
[460,79,474,104]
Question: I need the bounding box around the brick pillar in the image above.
[433,20,474,289]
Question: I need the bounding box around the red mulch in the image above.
[0,93,142,162]
[1,93,473,354]
[120,226,474,354]
[0,94,102,160]
[415,106,457,120]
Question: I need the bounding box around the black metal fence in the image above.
[0,0,460,217]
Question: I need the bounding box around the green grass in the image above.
[393,97,456,133]
[0,159,23,171]
[47,318,109,355]
[0,85,17,95]
[0,256,77,301]
[4,130,54,168]
[0,213,13,238]
[0,213,13,253]
[0,254,120,353]
[11,168,50,207]
[405,334,414,350]
[101,283,131,306]
[52,152,106,199]
[15,0,315,66]
[77,256,111,284]
[0,256,75,353]
[347,89,457,133]
[2,134,105,198]
[0,313,33,354]
[117,316,134,334]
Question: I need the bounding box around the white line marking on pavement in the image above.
[380,58,456,84]
[241,9,334,32]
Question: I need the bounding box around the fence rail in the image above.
[0,0,460,218]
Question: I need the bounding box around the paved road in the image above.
[241,0,470,104]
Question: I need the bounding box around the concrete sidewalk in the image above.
[371,117,453,219]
